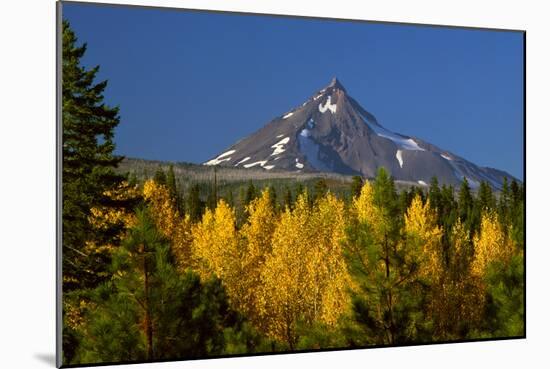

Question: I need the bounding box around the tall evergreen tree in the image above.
[165,165,181,207]
[283,186,293,210]
[225,189,235,208]
[477,181,496,212]
[186,183,203,222]
[508,179,524,247]
[166,165,176,193]
[295,182,305,200]
[498,177,511,226]
[510,179,521,208]
[313,178,328,203]
[458,177,473,223]
[62,20,126,292]
[350,175,363,199]
[428,177,441,213]
[372,168,400,228]
[268,185,278,210]
[153,167,167,186]
[244,182,257,207]
[345,168,431,345]
[398,187,413,215]
[206,187,217,211]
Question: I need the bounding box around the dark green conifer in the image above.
[187,184,203,222]
[283,186,293,210]
[62,20,126,292]
[313,178,328,202]
[153,167,167,185]
[350,175,363,199]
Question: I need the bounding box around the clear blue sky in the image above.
[63,2,524,179]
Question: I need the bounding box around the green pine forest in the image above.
[61,21,525,366]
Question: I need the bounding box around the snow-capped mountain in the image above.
[204,78,516,189]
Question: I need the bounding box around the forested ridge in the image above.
[61,21,525,366]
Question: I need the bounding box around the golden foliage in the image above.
[404,195,443,278]
[191,190,282,332]
[310,192,352,325]
[241,189,277,263]
[353,181,382,231]
[472,211,515,277]
[143,179,193,270]
[85,181,141,259]
[258,192,350,347]
[64,298,96,330]
[88,181,140,236]
[237,189,278,325]
[191,199,241,296]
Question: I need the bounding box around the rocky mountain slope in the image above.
[204,78,516,189]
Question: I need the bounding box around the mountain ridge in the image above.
[204,78,517,189]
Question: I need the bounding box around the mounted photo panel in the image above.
[57,1,525,367]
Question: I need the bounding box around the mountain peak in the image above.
[327,77,346,92]
[204,78,515,190]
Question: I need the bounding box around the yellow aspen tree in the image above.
[447,218,476,286]
[403,195,443,280]
[472,211,515,277]
[142,179,193,270]
[259,192,350,348]
[191,199,242,301]
[238,189,278,328]
[352,181,383,233]
[308,192,351,325]
[258,193,311,348]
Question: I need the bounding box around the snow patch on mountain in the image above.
[441,153,453,161]
[264,165,275,170]
[243,160,268,169]
[235,157,251,166]
[319,96,337,114]
[371,125,423,150]
[282,112,294,119]
[418,180,427,186]
[205,149,236,165]
[271,137,290,156]
[396,150,403,168]
[360,113,423,151]
[295,158,304,169]
[218,150,236,158]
